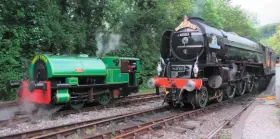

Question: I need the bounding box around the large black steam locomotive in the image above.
[148,16,277,108]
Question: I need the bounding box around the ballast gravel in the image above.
[140,100,251,139]
[0,100,164,136]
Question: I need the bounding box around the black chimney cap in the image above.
[189,17,204,22]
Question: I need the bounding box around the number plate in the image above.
[171,66,185,71]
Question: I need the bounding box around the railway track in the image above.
[0,105,173,139]
[203,100,255,139]
[0,92,156,109]
[1,93,256,139]
[0,101,18,108]
[92,96,255,139]
[102,95,255,139]
[0,92,162,127]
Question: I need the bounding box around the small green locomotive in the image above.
[8,54,143,109]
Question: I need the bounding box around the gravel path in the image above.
[0,100,164,136]
[228,76,280,139]
[242,104,280,139]
[241,76,280,139]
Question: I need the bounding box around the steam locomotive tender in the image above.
[148,16,276,108]
[8,54,143,109]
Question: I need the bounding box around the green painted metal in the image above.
[66,77,79,85]
[102,56,141,85]
[135,60,141,73]
[135,73,140,86]
[120,57,140,61]
[102,57,120,68]
[226,46,264,63]
[112,69,129,83]
[56,89,70,103]
[29,54,107,79]
[105,68,128,83]
[225,40,263,53]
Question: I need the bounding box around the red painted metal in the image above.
[112,89,120,98]
[18,81,51,104]
[153,77,202,90]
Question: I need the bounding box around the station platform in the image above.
[231,76,280,139]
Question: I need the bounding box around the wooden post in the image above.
[276,64,280,105]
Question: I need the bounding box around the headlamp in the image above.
[185,80,196,92]
[147,78,156,88]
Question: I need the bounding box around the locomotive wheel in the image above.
[246,76,255,93]
[96,93,112,105]
[194,86,208,108]
[224,84,236,99]
[70,101,85,109]
[216,89,223,103]
[253,78,260,94]
[167,101,179,108]
[236,80,246,96]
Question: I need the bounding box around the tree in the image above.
[262,25,280,55]
[259,23,278,39]
[203,0,223,29]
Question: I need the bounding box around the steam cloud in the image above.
[22,99,63,115]
[19,99,37,115]
[229,63,237,81]
[19,99,63,118]
[95,33,122,57]
[0,107,18,121]
[0,98,63,121]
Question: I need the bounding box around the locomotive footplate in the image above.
[148,77,203,107]
[52,83,127,89]
[147,77,203,90]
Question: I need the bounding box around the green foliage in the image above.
[191,0,259,40]
[212,0,260,40]
[262,25,280,55]
[259,23,279,39]
[203,0,223,29]
[0,0,262,100]
[139,88,155,93]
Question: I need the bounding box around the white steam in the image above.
[19,99,37,115]
[0,99,64,121]
[95,33,122,57]
[0,107,19,120]
[18,99,63,117]
[229,63,238,81]
[35,105,63,117]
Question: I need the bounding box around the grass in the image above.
[138,87,165,93]
[138,88,155,93]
